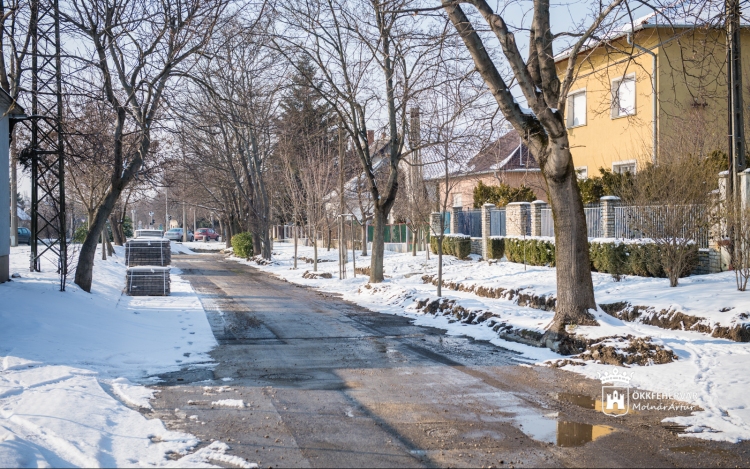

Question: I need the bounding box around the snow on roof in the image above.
[555,0,727,62]
[17,206,30,221]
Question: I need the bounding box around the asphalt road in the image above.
[147,253,750,468]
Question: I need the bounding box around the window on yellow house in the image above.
[567,90,586,127]
[575,166,589,179]
[613,160,636,174]
[611,74,636,118]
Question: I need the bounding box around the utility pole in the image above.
[10,147,18,247]
[182,201,187,242]
[338,123,347,279]
[727,0,747,193]
[165,187,169,231]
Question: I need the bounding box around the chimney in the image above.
[367,130,374,146]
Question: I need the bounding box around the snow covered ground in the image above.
[236,243,750,443]
[0,244,255,468]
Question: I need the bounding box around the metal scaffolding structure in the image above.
[24,0,66,288]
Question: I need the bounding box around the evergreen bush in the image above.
[430,235,471,259]
[487,237,505,259]
[232,232,254,258]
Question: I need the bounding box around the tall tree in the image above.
[62,0,227,292]
[276,0,453,283]
[441,0,630,346]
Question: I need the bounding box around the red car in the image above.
[195,228,220,241]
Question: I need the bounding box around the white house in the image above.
[1,89,25,283]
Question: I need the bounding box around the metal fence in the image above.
[490,209,506,237]
[540,206,602,238]
[456,210,483,238]
[541,209,554,237]
[584,206,602,238]
[613,205,709,248]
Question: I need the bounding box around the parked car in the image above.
[195,228,220,242]
[165,228,193,242]
[16,227,31,245]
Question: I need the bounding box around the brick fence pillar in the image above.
[530,200,547,237]
[481,203,495,260]
[506,202,530,236]
[450,206,462,234]
[600,196,621,238]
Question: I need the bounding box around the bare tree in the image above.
[440,0,637,340]
[276,0,449,283]
[62,0,228,291]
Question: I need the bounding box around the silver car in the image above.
[165,228,193,242]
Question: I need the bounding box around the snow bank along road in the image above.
[153,253,750,468]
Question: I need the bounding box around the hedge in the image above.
[231,232,254,258]
[430,235,471,259]
[495,236,697,278]
[505,237,556,267]
[487,237,505,259]
[590,241,697,278]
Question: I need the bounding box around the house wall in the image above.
[557,27,750,176]
[434,170,547,211]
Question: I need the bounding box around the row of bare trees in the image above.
[4,0,743,348]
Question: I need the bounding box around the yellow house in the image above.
[555,16,750,178]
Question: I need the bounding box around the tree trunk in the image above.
[101,229,107,260]
[76,189,125,292]
[293,223,298,269]
[313,228,318,272]
[361,223,368,256]
[369,209,386,282]
[327,226,332,251]
[543,143,598,340]
[411,228,417,256]
[437,236,443,297]
[110,215,123,246]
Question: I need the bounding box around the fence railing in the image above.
[613,205,709,248]
[540,206,602,238]
[584,206,602,238]
[541,209,554,237]
[456,209,483,238]
[490,209,506,237]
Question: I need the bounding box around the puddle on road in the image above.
[556,421,616,447]
[516,413,617,447]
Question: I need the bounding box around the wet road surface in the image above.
[147,253,750,468]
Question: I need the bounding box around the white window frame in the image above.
[575,166,589,179]
[611,73,636,118]
[567,88,587,128]
[612,160,637,175]
[452,193,463,208]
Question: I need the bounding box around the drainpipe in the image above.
[628,33,658,165]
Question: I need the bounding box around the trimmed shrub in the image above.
[231,232,254,258]
[430,235,471,259]
[487,237,505,259]
[505,237,556,266]
[500,236,697,278]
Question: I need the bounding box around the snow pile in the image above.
[170,441,257,468]
[0,245,225,466]
[211,399,245,408]
[0,360,201,467]
[111,377,157,410]
[236,243,750,442]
